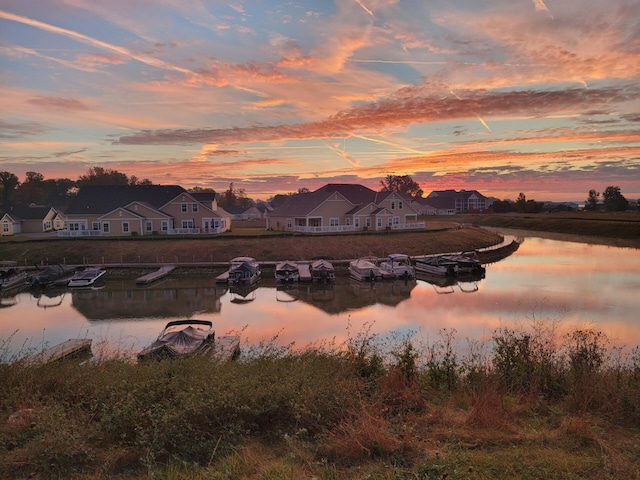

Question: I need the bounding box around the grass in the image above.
[1,326,639,479]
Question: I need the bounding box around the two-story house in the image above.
[60,185,231,237]
[266,184,424,233]
[414,189,488,215]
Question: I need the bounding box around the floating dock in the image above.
[297,261,312,282]
[26,338,92,365]
[198,335,241,361]
[136,265,175,285]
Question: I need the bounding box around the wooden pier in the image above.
[136,265,175,285]
[26,338,92,365]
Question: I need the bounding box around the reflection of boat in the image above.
[276,284,299,303]
[34,289,66,308]
[0,261,28,291]
[309,256,336,283]
[67,267,106,288]
[137,320,214,361]
[274,260,299,283]
[378,254,415,279]
[28,264,76,288]
[230,282,259,304]
[349,257,382,282]
[217,257,261,285]
[413,256,459,277]
[441,251,486,276]
[416,270,485,294]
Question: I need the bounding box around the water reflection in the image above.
[2,237,640,360]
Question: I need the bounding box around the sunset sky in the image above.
[1,0,639,202]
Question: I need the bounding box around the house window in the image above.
[2,223,8,233]
[399,201,403,209]
[161,221,168,231]
[192,203,198,213]
[391,201,395,210]
[330,218,339,227]
[345,218,350,226]
[377,218,382,227]
[286,218,292,229]
[394,217,399,225]
[181,203,187,213]
[92,222,100,230]
[103,223,110,233]
[182,220,194,229]
[388,217,393,226]
[69,223,80,231]
[355,218,360,228]
[122,222,129,233]
[365,218,371,228]
[145,221,152,232]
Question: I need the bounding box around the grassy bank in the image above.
[1,326,639,479]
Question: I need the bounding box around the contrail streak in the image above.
[353,0,374,17]
[533,0,554,19]
[0,9,195,76]
[351,134,427,154]
[323,141,360,167]
[450,90,492,133]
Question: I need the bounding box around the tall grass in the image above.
[1,325,639,479]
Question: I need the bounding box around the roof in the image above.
[66,185,187,215]
[427,189,487,200]
[270,184,379,217]
[0,204,55,220]
[190,191,216,203]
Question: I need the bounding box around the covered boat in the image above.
[67,267,106,288]
[274,260,300,283]
[221,256,261,285]
[413,256,459,277]
[378,254,415,279]
[137,319,214,361]
[310,256,336,283]
[349,257,382,282]
[0,261,27,291]
[28,264,76,288]
[441,250,486,275]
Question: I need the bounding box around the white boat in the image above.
[274,260,299,283]
[225,256,261,285]
[67,267,106,288]
[137,320,214,361]
[0,261,27,291]
[378,253,415,279]
[310,256,336,283]
[413,256,459,277]
[348,257,382,282]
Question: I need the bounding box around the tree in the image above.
[0,171,20,205]
[602,186,628,212]
[379,174,423,199]
[14,171,47,204]
[585,189,600,211]
[77,167,129,186]
[43,178,76,206]
[489,199,514,213]
[515,192,527,213]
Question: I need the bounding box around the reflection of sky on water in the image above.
[2,237,639,360]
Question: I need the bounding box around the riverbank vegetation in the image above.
[1,324,639,479]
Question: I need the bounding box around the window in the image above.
[92,222,100,230]
[161,221,168,231]
[103,222,110,233]
[192,203,198,213]
[146,221,152,232]
[399,201,403,209]
[286,218,292,229]
[365,218,371,227]
[181,203,187,213]
[182,220,194,229]
[354,218,360,228]
[391,201,395,210]
[394,217,399,225]
[122,222,129,233]
[377,218,382,227]
[69,223,80,231]
[345,218,350,226]
[330,218,339,227]
[2,223,8,233]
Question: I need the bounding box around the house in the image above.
[224,205,262,220]
[266,183,424,233]
[414,189,488,215]
[0,204,65,236]
[59,185,231,237]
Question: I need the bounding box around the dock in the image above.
[215,270,230,284]
[199,335,241,361]
[297,261,312,282]
[26,338,92,366]
[136,265,175,285]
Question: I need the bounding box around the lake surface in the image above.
[2,235,640,362]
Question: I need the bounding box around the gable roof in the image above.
[427,189,487,200]
[0,204,54,221]
[66,185,187,215]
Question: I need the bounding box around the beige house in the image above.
[60,185,231,237]
[413,189,489,215]
[266,184,424,233]
[0,204,64,236]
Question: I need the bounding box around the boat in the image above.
[217,256,261,285]
[0,261,28,291]
[413,256,459,277]
[274,260,300,283]
[28,264,76,288]
[378,253,415,279]
[135,265,175,285]
[309,256,336,283]
[67,267,106,288]
[137,319,214,361]
[348,256,382,282]
[441,250,486,275]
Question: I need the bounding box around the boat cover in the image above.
[138,324,212,359]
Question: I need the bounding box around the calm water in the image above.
[2,235,640,361]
